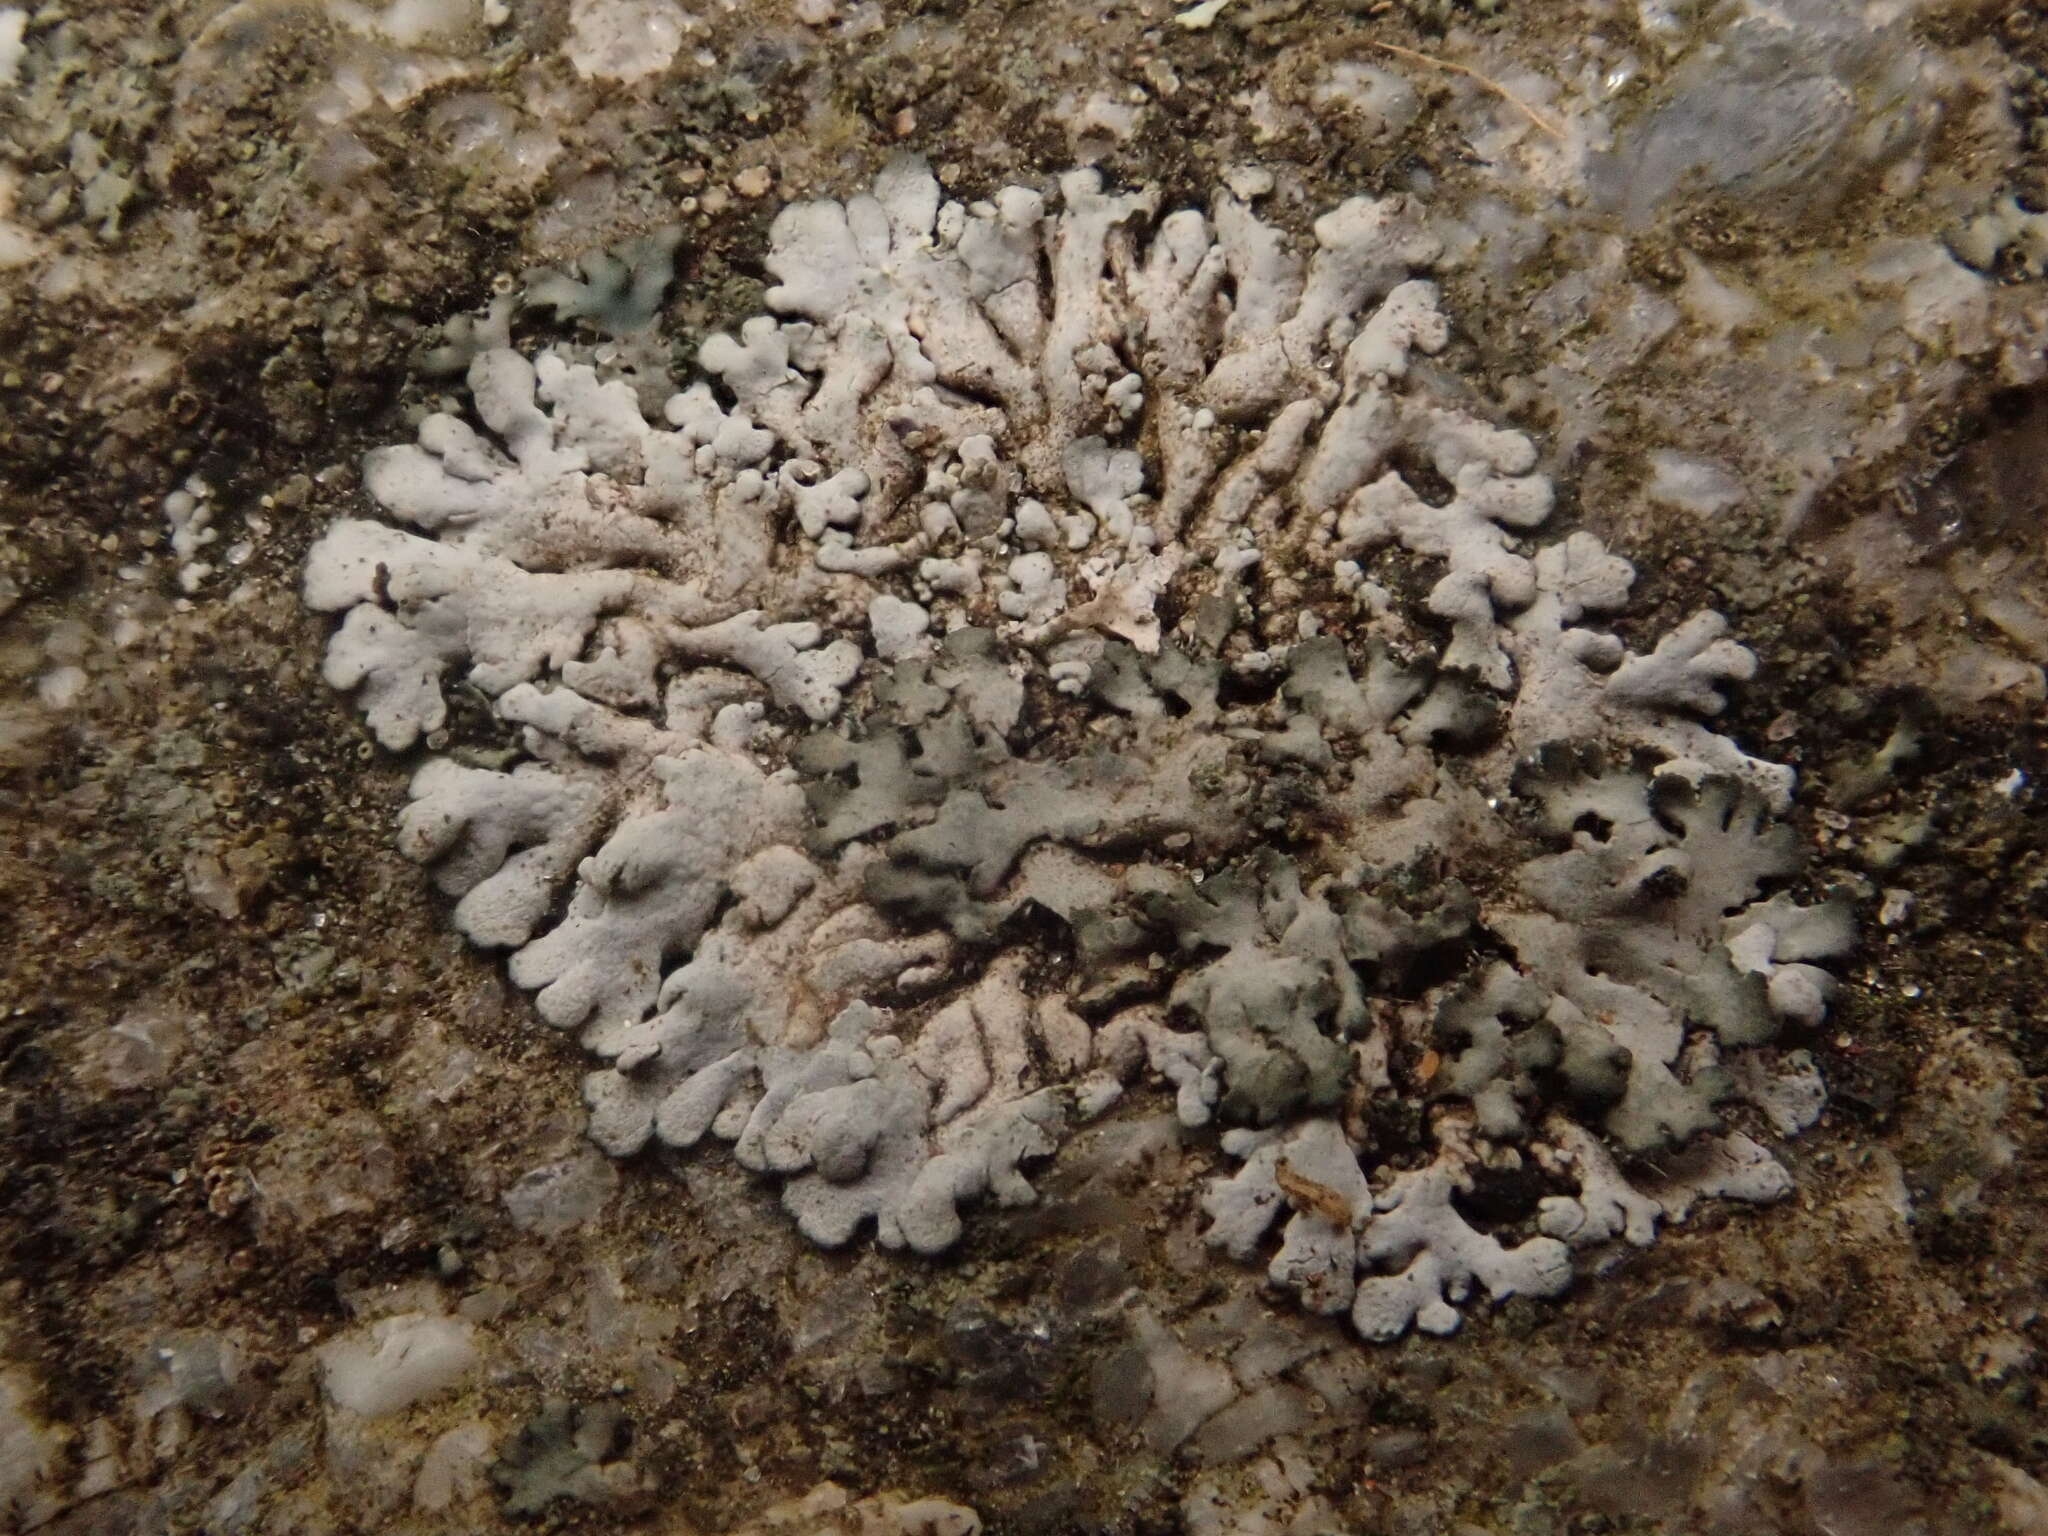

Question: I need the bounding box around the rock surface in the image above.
[1,1,2045,1532]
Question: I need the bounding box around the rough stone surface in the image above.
[2,1,2046,1532]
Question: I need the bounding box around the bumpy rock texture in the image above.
[304,160,1850,1342]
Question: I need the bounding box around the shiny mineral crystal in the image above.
[303,158,1852,1342]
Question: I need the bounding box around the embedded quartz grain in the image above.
[0,1370,62,1531]
[319,1315,480,1418]
[0,12,24,93]
[304,158,1850,1343]
[563,0,693,85]
[728,1481,981,1536]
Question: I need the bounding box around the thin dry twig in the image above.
[1366,39,1567,142]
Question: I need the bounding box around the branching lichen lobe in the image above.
[304,157,1851,1342]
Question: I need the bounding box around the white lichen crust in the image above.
[304,158,1852,1343]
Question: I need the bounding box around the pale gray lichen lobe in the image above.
[303,158,1851,1342]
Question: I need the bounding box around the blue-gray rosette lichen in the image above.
[304,159,1850,1341]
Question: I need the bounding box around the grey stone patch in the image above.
[489,1399,647,1517]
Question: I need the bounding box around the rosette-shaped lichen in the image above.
[304,158,1851,1341]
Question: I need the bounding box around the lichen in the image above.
[489,1398,648,1517]
[304,157,1851,1342]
